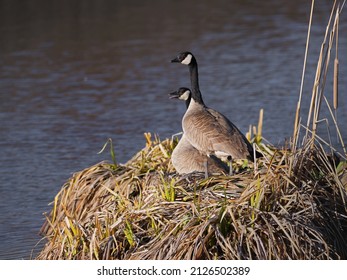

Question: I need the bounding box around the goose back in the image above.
[183,99,254,161]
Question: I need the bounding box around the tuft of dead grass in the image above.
[36,134,347,260]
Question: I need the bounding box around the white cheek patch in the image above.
[179,90,191,100]
[181,54,192,65]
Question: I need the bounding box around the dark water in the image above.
[0,0,346,259]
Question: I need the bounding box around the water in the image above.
[0,0,346,259]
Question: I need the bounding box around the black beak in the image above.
[168,91,180,99]
[171,57,180,63]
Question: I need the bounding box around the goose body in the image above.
[171,52,258,173]
[182,99,254,161]
[171,134,228,175]
[169,87,228,175]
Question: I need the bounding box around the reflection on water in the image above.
[0,0,346,259]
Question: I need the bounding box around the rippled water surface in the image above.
[0,0,346,259]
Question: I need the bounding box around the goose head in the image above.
[171,51,195,65]
[169,87,191,101]
[169,87,192,108]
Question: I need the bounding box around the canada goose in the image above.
[169,88,228,176]
[170,134,229,176]
[171,51,259,175]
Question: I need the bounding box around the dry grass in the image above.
[36,133,347,260]
[36,0,347,260]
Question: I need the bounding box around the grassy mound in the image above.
[37,1,347,260]
[36,134,347,260]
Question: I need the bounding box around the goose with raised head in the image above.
[169,87,228,176]
[171,51,259,175]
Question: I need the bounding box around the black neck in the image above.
[189,57,205,105]
[185,96,191,109]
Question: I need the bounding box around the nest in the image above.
[36,134,347,260]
